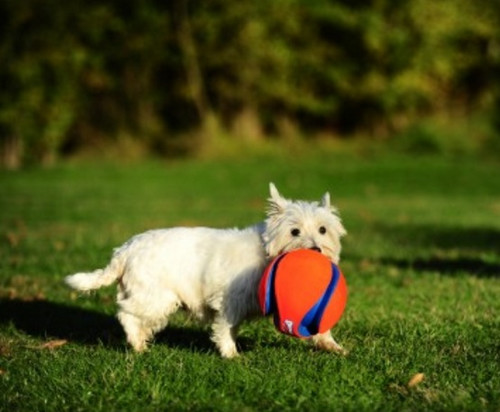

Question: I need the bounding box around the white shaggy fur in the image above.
[65,183,347,358]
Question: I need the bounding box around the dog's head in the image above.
[262,183,346,263]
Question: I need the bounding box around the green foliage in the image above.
[392,114,498,157]
[0,0,499,166]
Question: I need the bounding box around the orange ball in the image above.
[258,249,347,338]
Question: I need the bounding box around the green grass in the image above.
[1,153,499,411]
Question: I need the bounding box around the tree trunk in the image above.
[1,135,22,169]
[177,0,210,124]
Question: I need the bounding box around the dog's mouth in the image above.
[275,246,332,261]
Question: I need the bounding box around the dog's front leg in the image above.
[312,330,348,355]
[211,315,239,358]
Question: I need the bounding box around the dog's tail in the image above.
[65,256,124,292]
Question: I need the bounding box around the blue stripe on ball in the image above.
[263,253,287,315]
[298,263,341,337]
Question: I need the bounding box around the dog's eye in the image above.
[319,226,327,235]
[291,228,301,237]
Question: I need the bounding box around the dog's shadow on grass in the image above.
[0,299,122,346]
[0,299,217,353]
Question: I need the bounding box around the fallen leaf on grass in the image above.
[0,369,6,375]
[38,340,68,350]
[6,231,21,247]
[408,372,425,388]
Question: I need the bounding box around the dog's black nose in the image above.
[310,246,322,253]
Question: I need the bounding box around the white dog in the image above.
[65,183,347,358]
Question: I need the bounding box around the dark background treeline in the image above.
[1,0,499,167]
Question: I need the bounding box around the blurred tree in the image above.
[0,0,80,166]
[0,0,498,167]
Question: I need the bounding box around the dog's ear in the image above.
[267,183,288,216]
[321,191,347,236]
[320,192,331,209]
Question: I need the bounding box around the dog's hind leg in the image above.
[117,290,181,352]
[117,311,152,352]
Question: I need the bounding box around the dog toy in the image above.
[258,249,347,338]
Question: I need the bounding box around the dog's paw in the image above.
[130,341,149,353]
[315,339,348,355]
[329,344,349,356]
[312,332,348,356]
[219,345,240,359]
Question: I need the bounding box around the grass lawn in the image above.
[0,153,499,411]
